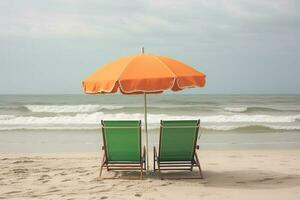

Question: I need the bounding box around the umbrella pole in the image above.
[144,92,149,172]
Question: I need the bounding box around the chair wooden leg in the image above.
[154,146,162,179]
[144,146,146,170]
[99,155,106,178]
[190,161,194,171]
[140,146,145,180]
[140,163,143,180]
[153,146,156,172]
[106,158,109,171]
[157,161,163,179]
[194,153,203,179]
[100,146,146,180]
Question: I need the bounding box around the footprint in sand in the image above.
[235,181,246,184]
[38,174,51,181]
[126,184,134,188]
[40,167,51,173]
[249,177,275,183]
[78,171,90,176]
[135,193,142,197]
[47,189,61,193]
[13,160,34,164]
[100,196,108,199]
[88,186,101,190]
[5,191,22,195]
[161,182,172,186]
[260,177,274,181]
[13,168,28,174]
[61,178,72,182]
[277,181,284,184]
[60,172,67,176]
[75,170,87,174]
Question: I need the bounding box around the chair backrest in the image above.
[101,120,141,162]
[159,120,200,161]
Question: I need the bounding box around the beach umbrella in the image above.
[82,48,206,171]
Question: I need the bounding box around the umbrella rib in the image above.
[149,54,177,78]
[118,54,177,94]
[151,55,206,90]
[116,55,139,93]
[149,54,179,91]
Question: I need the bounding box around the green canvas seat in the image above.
[99,120,146,179]
[154,120,203,179]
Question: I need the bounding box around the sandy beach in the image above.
[1,149,300,200]
[1,0,300,199]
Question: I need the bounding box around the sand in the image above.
[1,149,300,200]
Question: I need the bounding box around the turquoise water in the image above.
[0,94,300,152]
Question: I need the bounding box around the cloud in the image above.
[1,0,299,41]
[0,0,300,94]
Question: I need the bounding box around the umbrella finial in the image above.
[141,47,144,54]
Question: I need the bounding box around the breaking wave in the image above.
[0,115,15,120]
[223,106,299,113]
[1,113,299,124]
[202,125,300,132]
[0,113,300,131]
[25,105,124,113]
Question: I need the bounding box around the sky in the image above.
[0,0,299,95]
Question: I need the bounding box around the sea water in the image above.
[0,94,300,152]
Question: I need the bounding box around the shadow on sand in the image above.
[101,169,300,189]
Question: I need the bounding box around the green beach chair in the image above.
[153,120,203,179]
[99,120,146,179]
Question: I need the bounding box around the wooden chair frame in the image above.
[99,120,146,180]
[153,120,203,179]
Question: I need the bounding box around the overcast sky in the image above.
[0,0,299,94]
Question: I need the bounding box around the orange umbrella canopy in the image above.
[82,53,206,94]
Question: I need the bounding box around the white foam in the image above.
[223,107,248,113]
[201,114,300,123]
[202,125,244,131]
[202,124,300,131]
[25,105,124,113]
[266,125,300,131]
[0,115,15,120]
[0,113,299,125]
[0,113,299,130]
[0,126,99,131]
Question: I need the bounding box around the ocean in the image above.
[1,94,300,152]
